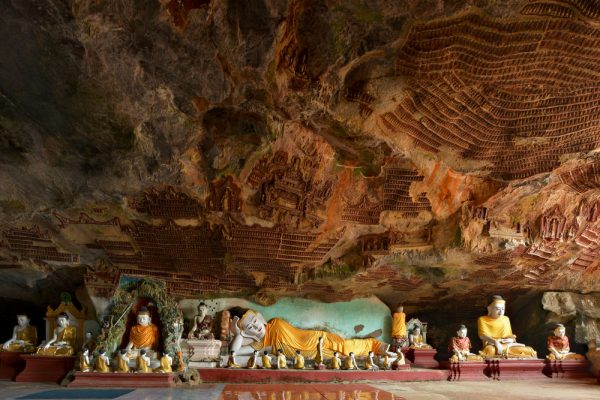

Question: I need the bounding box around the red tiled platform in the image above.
[403,348,439,368]
[485,359,545,380]
[0,352,28,380]
[69,371,175,387]
[15,355,76,384]
[219,383,404,400]
[440,361,487,381]
[198,366,444,383]
[542,360,590,379]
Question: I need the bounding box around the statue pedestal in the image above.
[484,359,544,380]
[69,372,174,388]
[542,359,590,379]
[441,361,487,381]
[15,355,76,384]
[183,339,222,367]
[0,352,27,380]
[404,348,439,368]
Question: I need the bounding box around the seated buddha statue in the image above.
[126,307,160,355]
[477,295,537,359]
[229,308,391,359]
[3,315,37,352]
[449,325,483,362]
[36,312,76,356]
[546,324,585,361]
[409,326,432,349]
[187,302,214,340]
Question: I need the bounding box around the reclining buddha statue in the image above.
[477,295,537,359]
[229,308,391,358]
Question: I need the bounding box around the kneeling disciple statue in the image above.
[449,325,483,362]
[546,324,585,361]
[261,350,272,369]
[276,349,287,369]
[331,351,341,370]
[95,349,110,373]
[79,348,91,372]
[3,315,37,353]
[227,351,241,368]
[365,351,379,370]
[409,326,432,349]
[246,350,259,369]
[155,352,173,373]
[478,296,537,359]
[37,312,76,356]
[294,350,305,369]
[115,349,130,373]
[137,349,151,373]
[343,352,358,370]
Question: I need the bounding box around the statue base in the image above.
[485,359,544,380]
[0,352,28,380]
[195,365,450,383]
[441,361,487,381]
[182,339,222,363]
[69,371,175,387]
[404,348,439,368]
[15,355,76,384]
[543,359,590,379]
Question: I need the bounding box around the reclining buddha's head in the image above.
[237,309,267,341]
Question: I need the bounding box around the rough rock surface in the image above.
[2,1,600,336]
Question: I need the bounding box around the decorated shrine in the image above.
[2,1,600,399]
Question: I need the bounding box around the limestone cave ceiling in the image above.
[2,0,600,311]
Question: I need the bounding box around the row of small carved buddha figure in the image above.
[77,348,173,374]
[227,347,407,371]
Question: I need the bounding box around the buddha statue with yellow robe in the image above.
[126,307,160,354]
[36,312,76,356]
[3,315,37,353]
[229,309,390,359]
[546,324,585,361]
[409,326,432,349]
[477,296,537,359]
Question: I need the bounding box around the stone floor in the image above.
[1,379,598,400]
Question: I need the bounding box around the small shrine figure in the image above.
[293,350,305,369]
[136,349,151,373]
[409,326,432,349]
[276,349,287,369]
[314,336,325,369]
[449,325,483,362]
[82,332,96,352]
[392,349,406,370]
[37,312,76,356]
[381,353,393,370]
[246,350,259,369]
[227,350,241,368]
[343,352,358,370]
[188,302,214,340]
[261,350,272,369]
[331,351,341,370]
[391,305,408,350]
[79,348,91,372]
[546,324,585,361]
[94,349,110,373]
[365,351,379,371]
[3,315,37,352]
[127,307,160,353]
[155,352,173,373]
[115,349,130,373]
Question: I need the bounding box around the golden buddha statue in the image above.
[392,305,408,349]
[449,325,483,362]
[94,349,111,373]
[3,315,37,352]
[261,350,272,369]
[365,351,379,370]
[155,352,173,373]
[331,351,341,370]
[276,349,287,369]
[229,308,390,359]
[343,352,358,370]
[36,312,76,356]
[126,307,159,354]
[546,324,585,361]
[136,349,151,373]
[477,296,537,359]
[293,350,305,369]
[79,348,91,372]
[409,326,432,349]
[115,349,130,373]
[246,350,259,368]
[227,351,241,368]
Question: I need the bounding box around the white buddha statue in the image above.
[37,312,76,356]
[126,307,159,356]
[3,315,37,352]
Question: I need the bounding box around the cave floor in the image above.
[1,379,598,400]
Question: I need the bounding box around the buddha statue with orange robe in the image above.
[391,305,408,349]
[229,308,391,359]
[477,296,537,359]
[126,307,159,353]
[546,324,585,361]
